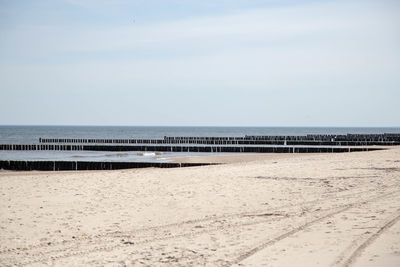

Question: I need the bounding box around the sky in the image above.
[0,0,399,127]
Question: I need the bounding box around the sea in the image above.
[0,126,399,163]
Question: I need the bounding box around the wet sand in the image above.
[173,152,318,164]
[1,148,400,266]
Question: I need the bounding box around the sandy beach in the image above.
[1,148,400,266]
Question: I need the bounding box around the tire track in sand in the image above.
[226,189,400,266]
[9,206,329,266]
[332,210,400,267]
[2,188,399,266]
[0,186,376,255]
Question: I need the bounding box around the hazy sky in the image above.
[0,0,399,126]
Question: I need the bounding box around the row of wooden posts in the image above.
[246,133,400,141]
[166,133,400,142]
[40,133,400,143]
[0,160,216,171]
[0,144,84,151]
[0,144,383,153]
[38,138,400,146]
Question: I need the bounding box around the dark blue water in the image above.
[0,126,399,162]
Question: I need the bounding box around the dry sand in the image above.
[1,148,400,266]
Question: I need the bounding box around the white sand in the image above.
[1,148,400,266]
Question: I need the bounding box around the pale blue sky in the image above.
[0,0,399,126]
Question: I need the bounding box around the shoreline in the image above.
[172,152,322,164]
[0,146,395,171]
[172,145,395,164]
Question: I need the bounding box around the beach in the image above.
[1,148,400,266]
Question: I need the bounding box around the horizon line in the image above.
[1,124,399,128]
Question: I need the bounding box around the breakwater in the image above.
[0,144,383,153]
[1,133,398,153]
[1,133,397,171]
[0,160,216,171]
[38,133,400,146]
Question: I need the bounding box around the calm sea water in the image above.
[0,126,399,162]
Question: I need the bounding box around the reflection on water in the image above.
[0,150,217,163]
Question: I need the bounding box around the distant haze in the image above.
[0,0,399,126]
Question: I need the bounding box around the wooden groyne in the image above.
[0,161,216,171]
[2,133,396,171]
[0,144,84,151]
[38,133,400,146]
[2,133,397,154]
[0,144,383,153]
